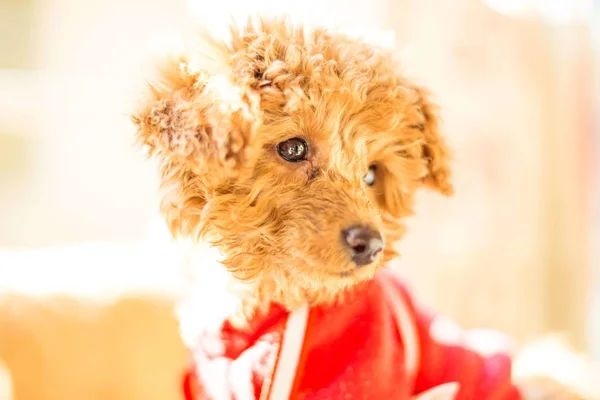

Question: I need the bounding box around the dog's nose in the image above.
[342,225,384,266]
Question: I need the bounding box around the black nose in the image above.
[342,225,384,266]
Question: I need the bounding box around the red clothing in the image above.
[182,269,522,400]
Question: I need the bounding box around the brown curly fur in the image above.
[133,17,452,311]
[132,17,596,399]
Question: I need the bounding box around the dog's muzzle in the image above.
[342,225,383,266]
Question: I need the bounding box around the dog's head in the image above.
[134,17,452,306]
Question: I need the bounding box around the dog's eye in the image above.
[277,138,308,162]
[364,165,377,186]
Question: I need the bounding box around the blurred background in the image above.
[0,0,598,399]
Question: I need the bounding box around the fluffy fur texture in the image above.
[133,17,596,400]
[133,17,451,311]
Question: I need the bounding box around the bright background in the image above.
[0,0,598,399]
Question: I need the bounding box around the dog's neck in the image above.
[177,240,362,330]
[177,240,282,329]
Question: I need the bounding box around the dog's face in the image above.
[134,18,452,306]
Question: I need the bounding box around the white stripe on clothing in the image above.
[412,382,460,400]
[267,305,310,400]
[380,277,420,379]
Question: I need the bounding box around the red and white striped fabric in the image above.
[182,269,522,400]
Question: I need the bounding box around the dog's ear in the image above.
[412,86,453,196]
[132,54,262,183]
[132,51,262,239]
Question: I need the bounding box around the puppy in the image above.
[133,17,583,400]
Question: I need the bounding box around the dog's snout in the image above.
[342,225,383,266]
